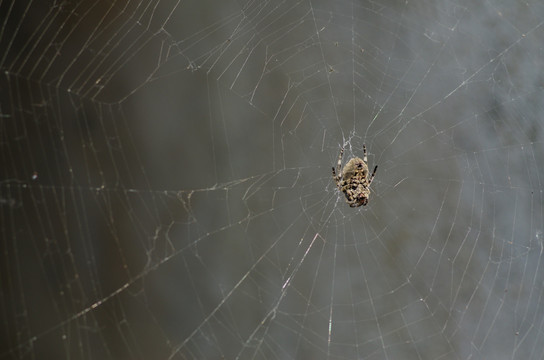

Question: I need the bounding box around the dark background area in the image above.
[1,0,544,359]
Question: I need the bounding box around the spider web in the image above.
[2,0,544,359]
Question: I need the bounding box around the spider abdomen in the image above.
[332,146,378,207]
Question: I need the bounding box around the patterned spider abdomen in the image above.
[332,146,377,207]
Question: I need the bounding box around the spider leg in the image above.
[333,147,344,183]
[367,165,378,185]
[363,144,368,164]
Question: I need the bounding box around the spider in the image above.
[332,145,378,207]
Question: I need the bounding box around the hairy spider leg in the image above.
[368,165,378,186]
[332,147,344,184]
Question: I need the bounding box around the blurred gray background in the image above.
[1,0,544,359]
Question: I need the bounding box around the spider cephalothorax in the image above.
[332,145,377,207]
